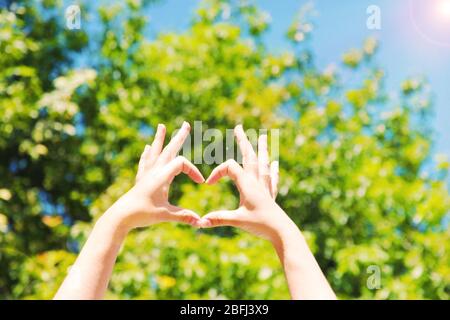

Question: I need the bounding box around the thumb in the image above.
[198,209,243,228]
[164,204,201,226]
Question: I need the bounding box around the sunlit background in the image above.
[137,0,450,163]
[1,0,449,300]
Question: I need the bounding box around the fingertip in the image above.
[187,210,201,220]
[234,124,243,135]
[183,209,199,225]
[185,160,204,183]
[194,174,205,184]
[259,134,268,144]
[182,121,191,131]
[205,173,218,185]
[153,124,166,146]
[271,160,279,172]
[197,218,212,228]
[193,216,208,228]
[157,123,166,133]
[176,209,200,226]
[204,218,213,227]
[191,220,201,228]
[193,167,205,183]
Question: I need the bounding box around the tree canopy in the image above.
[0,0,449,299]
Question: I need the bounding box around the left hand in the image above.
[106,122,204,231]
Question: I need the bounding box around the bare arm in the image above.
[54,122,204,299]
[270,208,336,299]
[200,125,336,300]
[53,202,129,299]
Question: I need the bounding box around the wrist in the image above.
[267,207,306,258]
[95,215,130,249]
[102,188,147,233]
[269,206,302,244]
[270,220,320,279]
[99,194,138,239]
[271,225,304,254]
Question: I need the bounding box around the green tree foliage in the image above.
[0,0,449,299]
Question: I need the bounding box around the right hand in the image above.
[199,125,297,242]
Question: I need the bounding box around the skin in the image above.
[54,122,336,300]
[54,122,204,299]
[198,125,336,300]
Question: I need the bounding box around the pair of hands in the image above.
[56,121,336,300]
[109,122,295,244]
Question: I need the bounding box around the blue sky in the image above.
[143,0,450,161]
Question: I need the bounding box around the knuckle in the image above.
[175,155,185,163]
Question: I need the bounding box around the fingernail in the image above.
[203,218,212,227]
[272,161,279,170]
[157,123,165,132]
[196,218,207,228]
[193,220,203,228]
[182,121,190,130]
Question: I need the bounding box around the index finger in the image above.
[205,159,245,187]
[157,121,190,164]
[158,156,205,184]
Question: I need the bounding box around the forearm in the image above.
[54,205,130,300]
[271,210,336,300]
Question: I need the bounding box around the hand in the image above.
[199,125,336,300]
[199,125,295,242]
[54,122,205,300]
[106,122,205,231]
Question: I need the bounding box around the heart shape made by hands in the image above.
[132,122,279,241]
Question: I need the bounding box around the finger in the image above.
[158,156,205,185]
[270,161,279,199]
[164,204,201,226]
[136,145,151,181]
[234,124,258,177]
[205,159,245,186]
[157,121,190,165]
[258,134,271,191]
[198,209,242,228]
[147,124,166,168]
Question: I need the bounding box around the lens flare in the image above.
[438,0,450,19]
